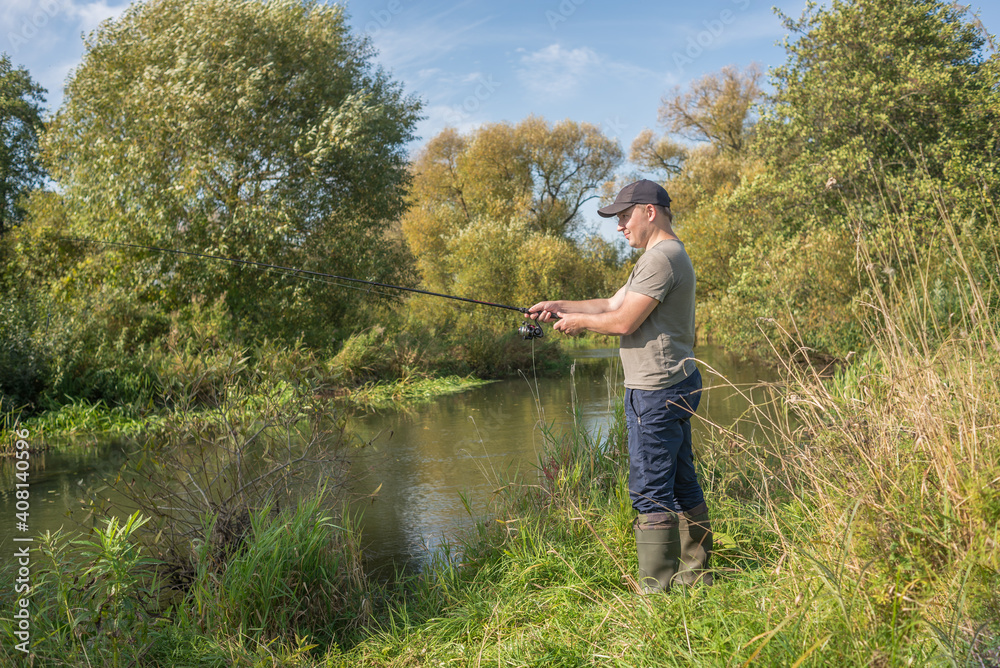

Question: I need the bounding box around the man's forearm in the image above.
[527,286,627,322]
[556,297,614,314]
[552,290,659,337]
[561,310,632,336]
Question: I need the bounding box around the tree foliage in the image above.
[658,63,762,155]
[632,2,1000,360]
[39,0,421,345]
[0,54,46,235]
[402,117,623,297]
[630,65,762,205]
[753,0,998,237]
[630,65,763,301]
[405,117,621,239]
[706,0,1000,358]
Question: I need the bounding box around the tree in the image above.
[753,0,997,237]
[406,117,621,237]
[630,64,762,207]
[39,0,421,345]
[658,63,762,156]
[0,55,46,235]
[705,0,1000,359]
[402,117,622,292]
[520,116,624,236]
[627,65,763,301]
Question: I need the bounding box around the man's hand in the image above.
[552,312,586,336]
[526,300,565,323]
[533,291,658,337]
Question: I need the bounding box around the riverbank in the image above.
[2,314,997,665]
[4,373,497,450]
[330,326,999,666]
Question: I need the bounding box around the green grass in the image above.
[3,334,996,665]
[6,373,493,448]
[343,374,494,409]
[3,209,998,666]
[18,397,165,439]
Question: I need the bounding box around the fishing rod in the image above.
[63,236,546,339]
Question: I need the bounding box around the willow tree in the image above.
[630,64,762,207]
[628,64,763,301]
[0,55,46,235]
[40,0,421,344]
[402,117,622,294]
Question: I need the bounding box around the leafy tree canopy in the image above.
[627,65,763,300]
[630,64,762,209]
[402,117,622,292]
[696,0,1000,359]
[753,0,999,236]
[0,54,46,235]
[39,0,422,344]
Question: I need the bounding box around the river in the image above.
[0,345,777,569]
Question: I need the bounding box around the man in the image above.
[526,179,712,593]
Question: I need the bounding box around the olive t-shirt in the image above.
[620,239,696,390]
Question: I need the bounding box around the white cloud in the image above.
[64,0,128,34]
[416,68,442,80]
[0,0,41,30]
[417,103,486,141]
[516,44,602,99]
[2,0,126,35]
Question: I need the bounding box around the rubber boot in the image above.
[676,501,713,586]
[633,511,680,594]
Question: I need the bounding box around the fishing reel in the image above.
[518,321,544,340]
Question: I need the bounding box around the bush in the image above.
[0,292,49,412]
[705,225,866,360]
[188,496,370,643]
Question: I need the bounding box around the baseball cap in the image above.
[597,179,672,218]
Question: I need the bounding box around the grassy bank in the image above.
[3,306,996,665]
[6,373,495,449]
[2,217,998,666]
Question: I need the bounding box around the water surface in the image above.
[345,345,776,568]
[0,345,777,567]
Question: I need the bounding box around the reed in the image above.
[185,494,371,645]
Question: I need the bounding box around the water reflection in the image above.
[0,438,128,556]
[0,345,778,570]
[346,345,777,570]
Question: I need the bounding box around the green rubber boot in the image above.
[633,512,680,594]
[676,502,713,586]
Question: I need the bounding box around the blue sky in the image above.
[5,0,1000,170]
[347,0,805,147]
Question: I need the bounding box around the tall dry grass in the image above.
[699,189,1000,663]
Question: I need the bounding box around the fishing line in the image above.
[61,236,547,337]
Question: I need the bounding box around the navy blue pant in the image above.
[625,369,705,514]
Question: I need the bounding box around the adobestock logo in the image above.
[363,0,406,37]
[672,0,751,75]
[545,0,587,31]
[6,0,65,55]
[444,74,501,125]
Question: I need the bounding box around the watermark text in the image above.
[6,0,65,55]
[10,426,33,655]
[672,0,751,74]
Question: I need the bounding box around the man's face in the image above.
[616,204,651,249]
